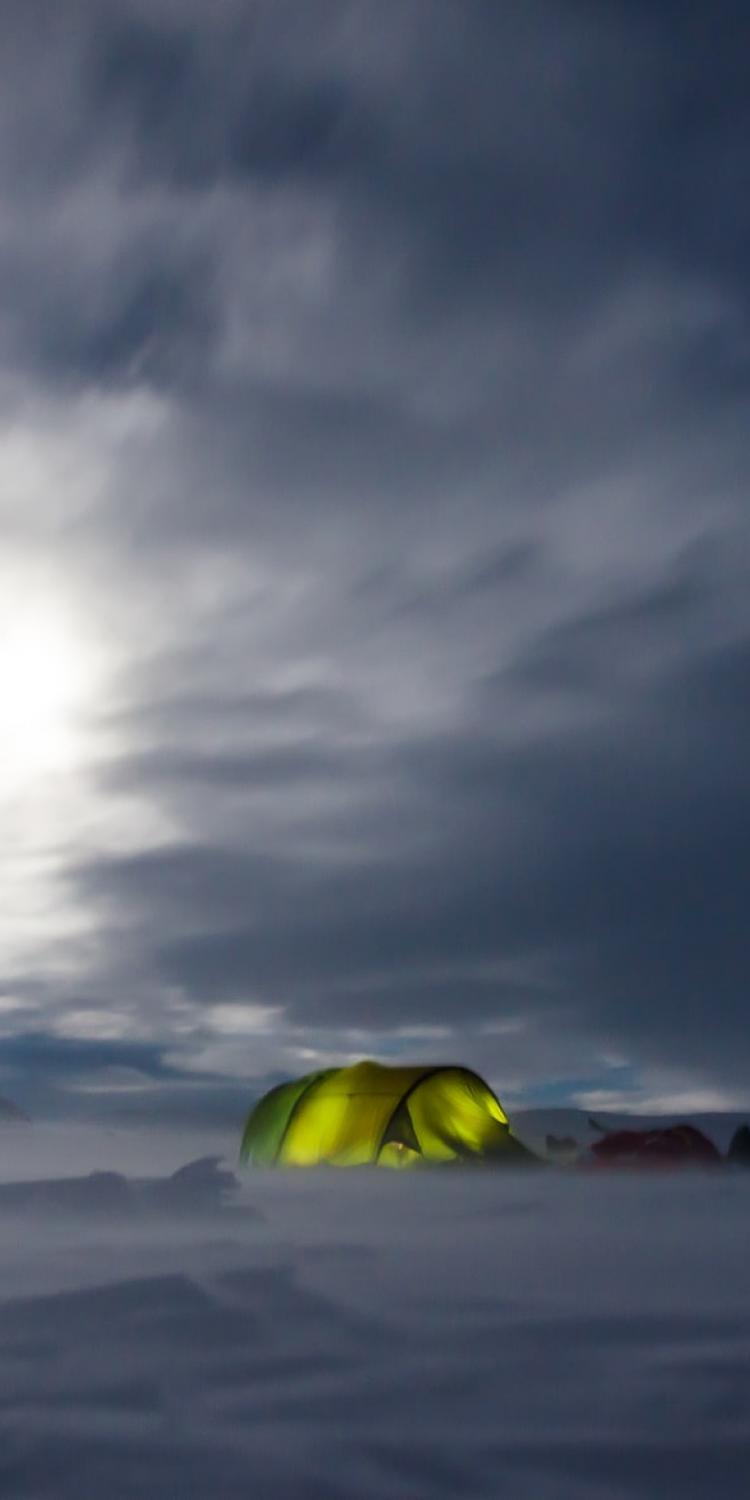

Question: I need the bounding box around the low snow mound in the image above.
[0,1157,241,1218]
[0,1095,29,1125]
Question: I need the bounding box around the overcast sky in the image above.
[1,0,749,1124]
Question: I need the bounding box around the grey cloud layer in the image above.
[1,0,749,1111]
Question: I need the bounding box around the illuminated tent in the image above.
[240,1060,534,1168]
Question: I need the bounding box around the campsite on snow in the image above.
[2,1093,750,1500]
[2,1,750,1494]
[3,1059,750,1203]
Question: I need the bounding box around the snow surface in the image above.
[1,1123,750,1499]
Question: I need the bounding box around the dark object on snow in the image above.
[141,1156,239,1211]
[587,1116,605,1133]
[0,1096,30,1125]
[546,1134,579,1160]
[727,1125,750,1166]
[590,1124,722,1169]
[0,1171,131,1214]
[0,1157,240,1217]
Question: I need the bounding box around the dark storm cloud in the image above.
[2,1,749,1109]
[88,11,381,190]
[3,246,218,390]
[0,1031,263,1125]
[0,1033,175,1084]
[80,0,748,309]
[3,0,748,403]
[501,555,716,696]
[71,620,750,1090]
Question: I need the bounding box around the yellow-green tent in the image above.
[240,1060,534,1168]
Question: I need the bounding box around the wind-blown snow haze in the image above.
[1,1126,750,1499]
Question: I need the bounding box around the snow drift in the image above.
[1,1122,749,1498]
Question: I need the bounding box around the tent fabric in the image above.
[589,1124,722,1169]
[727,1125,750,1166]
[240,1060,531,1168]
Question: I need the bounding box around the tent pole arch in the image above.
[377,1065,510,1159]
[272,1070,334,1165]
[376,1066,445,1157]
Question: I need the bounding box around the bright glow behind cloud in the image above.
[0,599,100,788]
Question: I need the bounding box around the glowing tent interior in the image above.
[240,1060,535,1168]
